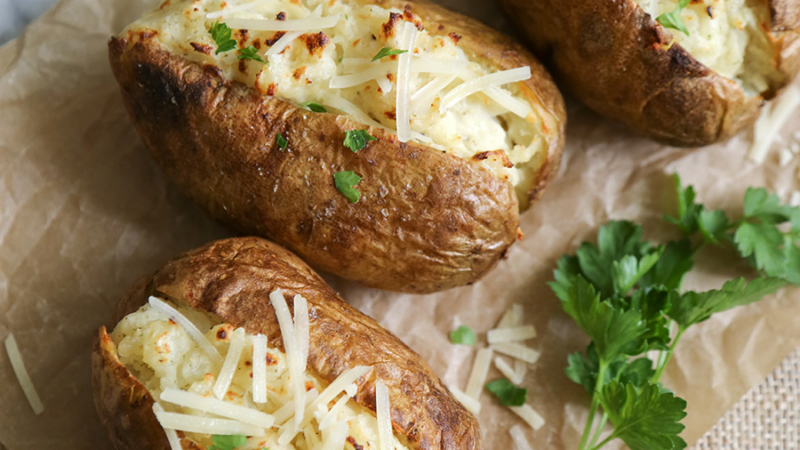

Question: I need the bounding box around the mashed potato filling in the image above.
[636,0,783,96]
[111,298,410,450]
[125,0,549,191]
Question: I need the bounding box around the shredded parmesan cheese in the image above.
[161,388,275,428]
[225,15,341,32]
[301,366,370,427]
[395,22,417,142]
[750,86,800,164]
[494,356,524,385]
[409,75,457,115]
[270,289,306,433]
[323,94,386,129]
[293,295,309,371]
[449,386,482,415]
[148,296,222,365]
[213,328,246,399]
[376,381,393,450]
[318,386,355,430]
[465,348,493,400]
[154,410,266,436]
[4,333,44,415]
[265,6,322,57]
[152,403,183,450]
[205,0,271,19]
[491,343,540,364]
[440,67,532,114]
[487,326,537,344]
[509,424,534,450]
[509,403,545,430]
[273,388,319,425]
[320,420,350,450]
[252,334,268,404]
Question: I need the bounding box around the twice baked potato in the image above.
[108,0,566,294]
[92,237,481,450]
[497,0,800,146]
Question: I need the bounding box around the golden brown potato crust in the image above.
[498,0,800,147]
[108,0,566,293]
[92,237,482,450]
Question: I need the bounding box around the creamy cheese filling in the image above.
[124,0,550,191]
[111,297,410,450]
[635,0,783,96]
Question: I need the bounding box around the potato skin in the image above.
[92,237,482,450]
[498,0,800,147]
[108,0,565,294]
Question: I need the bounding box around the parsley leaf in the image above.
[573,221,649,297]
[628,288,671,351]
[209,435,248,450]
[300,102,327,113]
[276,133,288,151]
[333,171,362,203]
[371,47,408,62]
[449,325,475,346]
[209,21,237,54]
[555,276,647,361]
[668,277,786,329]
[237,46,266,63]
[638,240,693,291]
[656,0,691,37]
[742,187,799,224]
[485,379,528,406]
[343,129,376,152]
[600,381,687,450]
[566,349,599,394]
[612,250,663,295]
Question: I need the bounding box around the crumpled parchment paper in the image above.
[1,0,799,449]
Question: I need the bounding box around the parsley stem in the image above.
[654,326,686,383]
[579,360,609,450]
[587,412,609,449]
[590,432,618,450]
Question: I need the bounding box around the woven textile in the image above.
[692,346,800,449]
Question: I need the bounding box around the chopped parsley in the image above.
[343,129,376,152]
[371,47,408,62]
[237,46,266,63]
[276,133,288,151]
[300,102,327,113]
[334,171,362,203]
[485,379,528,407]
[657,0,691,36]
[449,325,476,346]
[209,21,237,54]
[209,435,247,450]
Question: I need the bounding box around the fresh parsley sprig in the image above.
[343,129,376,152]
[656,0,691,36]
[334,171,362,203]
[450,325,476,346]
[237,46,266,63]
[554,174,798,450]
[209,435,247,450]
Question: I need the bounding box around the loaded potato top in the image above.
[635,0,783,95]
[111,294,410,450]
[125,0,549,193]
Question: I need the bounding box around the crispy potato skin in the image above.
[498,0,800,147]
[108,0,565,293]
[93,237,482,450]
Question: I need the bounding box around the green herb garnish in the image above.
[276,133,288,151]
[656,0,691,36]
[334,171,362,203]
[300,102,327,113]
[485,379,528,407]
[554,174,798,450]
[209,435,247,450]
[343,129,376,152]
[449,325,476,346]
[209,21,237,54]
[371,47,408,62]
[237,46,266,63]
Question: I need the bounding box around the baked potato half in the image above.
[92,236,481,450]
[108,0,565,294]
[497,0,800,146]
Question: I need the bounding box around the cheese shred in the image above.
[148,296,223,365]
[375,381,393,450]
[4,333,44,415]
[396,22,418,143]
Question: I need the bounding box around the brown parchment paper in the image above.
[1,0,800,449]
